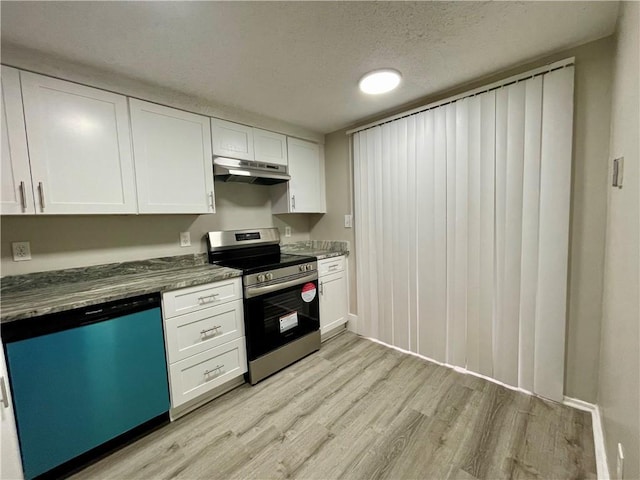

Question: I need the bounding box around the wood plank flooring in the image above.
[72,332,596,480]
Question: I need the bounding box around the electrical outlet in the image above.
[179,232,191,247]
[344,214,353,228]
[12,241,31,261]
[284,226,292,237]
[617,443,624,479]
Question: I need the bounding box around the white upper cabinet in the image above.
[1,66,34,215]
[211,118,254,161]
[129,99,215,214]
[252,128,287,166]
[20,72,137,214]
[272,137,325,213]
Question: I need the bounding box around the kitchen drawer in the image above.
[318,256,345,276]
[163,278,241,318]
[169,337,247,408]
[165,300,244,363]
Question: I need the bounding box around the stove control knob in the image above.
[306,264,313,271]
[265,273,273,281]
[257,274,265,282]
[299,265,305,272]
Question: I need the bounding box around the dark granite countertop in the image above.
[281,240,350,260]
[0,254,242,323]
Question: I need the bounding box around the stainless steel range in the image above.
[206,228,320,384]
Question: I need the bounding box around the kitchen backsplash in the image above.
[1,183,312,277]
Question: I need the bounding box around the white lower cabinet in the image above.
[318,256,348,338]
[165,299,244,363]
[162,279,247,416]
[168,337,247,407]
[1,349,24,480]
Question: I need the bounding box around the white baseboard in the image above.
[563,396,609,480]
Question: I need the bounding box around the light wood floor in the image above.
[73,331,596,480]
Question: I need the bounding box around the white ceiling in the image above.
[1,1,619,134]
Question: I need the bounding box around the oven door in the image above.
[244,275,319,361]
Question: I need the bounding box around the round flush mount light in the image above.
[358,69,402,94]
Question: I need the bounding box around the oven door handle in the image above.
[245,272,318,299]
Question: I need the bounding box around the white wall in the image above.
[1,182,311,276]
[312,36,615,403]
[1,43,324,144]
[598,2,639,479]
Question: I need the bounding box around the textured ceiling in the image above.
[0,1,618,134]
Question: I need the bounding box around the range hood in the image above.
[213,157,290,185]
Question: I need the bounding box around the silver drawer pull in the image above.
[328,265,339,270]
[200,325,222,337]
[204,365,224,379]
[198,293,219,305]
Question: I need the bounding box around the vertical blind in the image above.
[353,65,574,401]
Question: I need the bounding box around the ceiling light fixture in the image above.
[359,69,402,95]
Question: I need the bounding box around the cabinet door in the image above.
[253,128,287,166]
[1,66,34,215]
[164,299,244,363]
[168,337,247,408]
[130,99,214,214]
[319,271,348,336]
[211,118,254,161]
[1,350,24,480]
[163,278,242,319]
[287,138,324,213]
[20,72,137,214]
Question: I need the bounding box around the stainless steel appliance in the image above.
[213,157,290,184]
[3,295,170,479]
[206,228,320,384]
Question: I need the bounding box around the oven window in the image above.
[244,280,319,360]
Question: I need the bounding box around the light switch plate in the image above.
[284,226,292,237]
[12,241,31,261]
[344,214,353,228]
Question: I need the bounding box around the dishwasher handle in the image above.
[79,295,160,324]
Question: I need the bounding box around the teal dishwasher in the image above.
[3,294,170,479]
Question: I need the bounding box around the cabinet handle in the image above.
[320,281,324,295]
[204,365,224,379]
[209,191,215,211]
[19,181,27,211]
[0,376,8,408]
[328,265,338,271]
[291,194,296,211]
[200,325,222,337]
[38,182,45,210]
[198,293,219,305]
